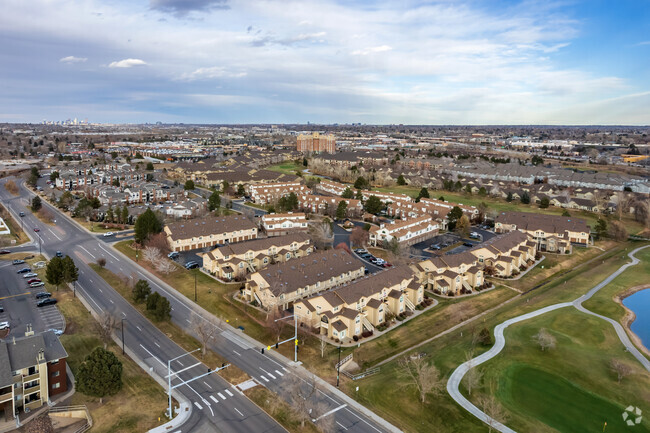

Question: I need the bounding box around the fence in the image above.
[49,405,92,433]
[342,367,380,381]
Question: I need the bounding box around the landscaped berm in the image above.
[470,308,650,433]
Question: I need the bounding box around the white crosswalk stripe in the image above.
[194,401,203,410]
[217,392,226,400]
[210,395,219,404]
[275,370,284,377]
[260,375,269,382]
[267,372,276,380]
[225,389,234,397]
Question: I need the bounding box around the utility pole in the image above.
[121,317,125,355]
[337,345,341,387]
[271,314,299,363]
[194,272,197,302]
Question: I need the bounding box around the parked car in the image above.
[463,242,474,247]
[469,232,480,239]
[33,261,47,269]
[55,251,63,257]
[33,227,40,232]
[26,278,41,284]
[17,267,31,274]
[0,250,11,255]
[0,304,4,313]
[185,261,199,270]
[19,212,25,217]
[103,232,114,237]
[37,298,57,307]
[47,328,64,336]
[167,252,180,260]
[23,272,38,278]
[382,262,392,268]
[29,282,45,288]
[0,321,9,330]
[364,267,370,275]
[430,244,441,250]
[35,292,51,299]
[12,259,25,265]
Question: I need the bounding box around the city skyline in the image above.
[1,0,649,125]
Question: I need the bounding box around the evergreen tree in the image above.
[45,256,64,290]
[539,197,550,208]
[76,347,123,403]
[61,256,79,289]
[134,208,163,244]
[446,206,464,231]
[341,187,354,199]
[335,201,348,220]
[417,187,430,200]
[506,192,513,202]
[364,195,383,215]
[397,174,406,186]
[146,292,171,321]
[354,176,369,190]
[520,191,531,204]
[146,162,154,170]
[121,206,129,225]
[594,219,608,239]
[237,184,246,197]
[132,279,151,303]
[184,180,195,190]
[106,206,114,223]
[31,196,42,212]
[208,191,221,211]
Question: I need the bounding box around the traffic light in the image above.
[221,363,226,368]
[261,348,264,354]
[208,368,211,373]
[275,342,279,349]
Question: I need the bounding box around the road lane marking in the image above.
[259,367,276,379]
[177,360,184,367]
[154,342,161,348]
[225,389,233,397]
[139,344,165,367]
[233,350,241,356]
[203,381,212,389]
[136,326,142,331]
[314,404,347,421]
[48,228,62,241]
[217,392,226,400]
[98,288,103,293]
[109,299,114,304]
[97,243,119,261]
[275,370,284,377]
[75,283,103,313]
[194,402,203,410]
[210,395,219,404]
[336,421,348,430]
[260,375,269,382]
[234,408,244,417]
[79,246,96,259]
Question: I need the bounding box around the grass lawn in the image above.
[244,387,321,433]
[582,245,650,321]
[374,186,646,236]
[267,161,304,176]
[56,286,168,433]
[73,217,128,233]
[88,263,251,385]
[0,203,29,245]
[470,308,650,433]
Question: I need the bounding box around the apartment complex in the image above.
[248,182,309,204]
[494,211,590,253]
[243,249,365,310]
[297,194,363,217]
[262,212,309,237]
[297,132,336,154]
[202,233,313,280]
[369,215,439,247]
[0,331,68,419]
[164,214,258,252]
[294,266,422,341]
[388,197,479,222]
[469,230,537,277]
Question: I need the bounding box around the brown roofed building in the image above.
[262,212,309,237]
[164,214,258,252]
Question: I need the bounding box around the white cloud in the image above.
[59,56,87,63]
[108,58,147,68]
[351,45,392,56]
[179,66,247,81]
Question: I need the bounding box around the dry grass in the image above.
[244,387,322,433]
[0,203,29,245]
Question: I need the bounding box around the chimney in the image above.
[25,324,34,337]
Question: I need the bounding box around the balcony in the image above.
[0,391,12,403]
[24,399,43,412]
[23,383,40,395]
[22,373,40,383]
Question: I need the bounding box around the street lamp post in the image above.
[166,348,201,419]
[194,272,197,302]
[272,314,299,363]
[73,280,76,298]
[337,345,341,388]
[121,317,125,355]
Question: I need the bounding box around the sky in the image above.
[1,0,649,125]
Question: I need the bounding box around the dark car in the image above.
[17,267,31,274]
[35,292,52,299]
[0,250,10,255]
[185,261,199,269]
[364,267,370,275]
[167,252,180,260]
[19,212,25,217]
[463,242,474,247]
[37,298,57,307]
[55,251,63,257]
[0,305,4,313]
[12,259,25,265]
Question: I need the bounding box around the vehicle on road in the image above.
[29,282,45,288]
[55,251,63,257]
[12,259,25,265]
[185,261,199,270]
[103,232,114,237]
[23,272,38,278]
[19,212,25,217]
[26,278,41,284]
[0,250,11,255]
[17,267,31,274]
[0,321,9,330]
[35,292,51,299]
[47,328,63,336]
[167,251,180,260]
[37,298,57,307]
[33,228,40,232]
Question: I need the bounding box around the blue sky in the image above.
[1,0,649,124]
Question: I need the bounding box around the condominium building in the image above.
[0,331,68,420]
[202,233,313,281]
[369,215,439,247]
[494,211,590,253]
[468,230,537,276]
[294,266,422,341]
[164,214,258,252]
[262,212,309,237]
[297,132,336,154]
[248,182,309,205]
[297,194,363,217]
[243,249,365,310]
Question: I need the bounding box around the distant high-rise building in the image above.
[297,132,336,154]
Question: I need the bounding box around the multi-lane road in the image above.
[0,178,400,433]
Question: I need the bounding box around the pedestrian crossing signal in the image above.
[295,339,298,346]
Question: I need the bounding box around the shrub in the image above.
[353,335,359,342]
[361,330,373,338]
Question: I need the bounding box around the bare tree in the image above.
[191,313,219,359]
[610,358,633,384]
[97,312,118,349]
[97,257,107,268]
[608,220,628,242]
[532,328,556,351]
[310,221,334,250]
[143,246,162,265]
[464,352,483,396]
[398,356,443,404]
[146,232,171,254]
[350,226,369,247]
[287,374,319,428]
[477,394,510,433]
[156,260,177,275]
[266,307,287,343]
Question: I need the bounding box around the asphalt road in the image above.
[447,244,650,433]
[1,178,400,433]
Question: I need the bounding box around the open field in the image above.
[57,287,168,433]
[267,161,304,176]
[345,240,645,432]
[89,263,251,385]
[469,308,650,433]
[375,185,647,235]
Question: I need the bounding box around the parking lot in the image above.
[410,226,497,258]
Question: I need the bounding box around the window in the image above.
[52,382,60,389]
[239,263,244,268]
[52,371,60,377]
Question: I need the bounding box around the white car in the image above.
[0,321,9,330]
[23,272,38,278]
[47,328,63,336]
[103,232,114,237]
